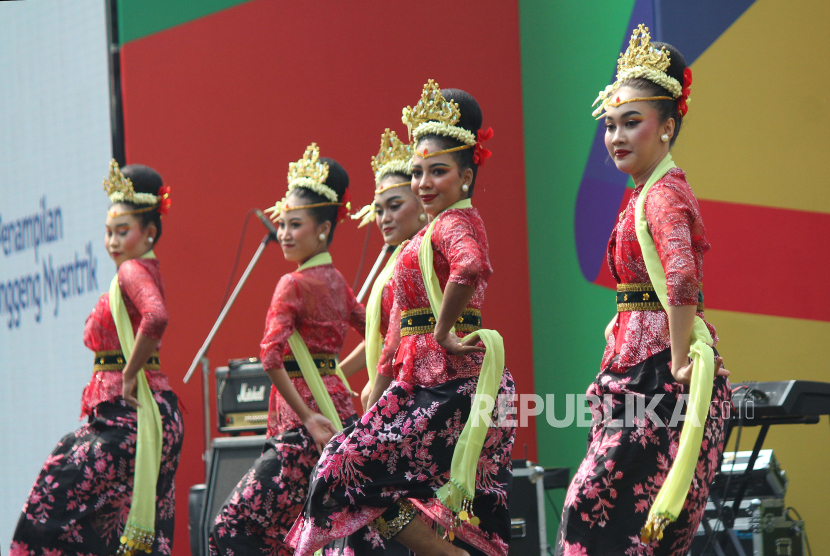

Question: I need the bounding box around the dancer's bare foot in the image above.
[396,516,470,556]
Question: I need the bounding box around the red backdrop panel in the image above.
[594,189,830,322]
[119,1,532,552]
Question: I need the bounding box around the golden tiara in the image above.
[266,143,349,222]
[402,80,477,146]
[617,24,671,75]
[286,143,335,201]
[592,24,682,119]
[103,159,133,198]
[103,159,160,205]
[371,129,413,185]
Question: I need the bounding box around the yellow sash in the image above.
[635,155,716,542]
[418,199,505,529]
[110,250,163,555]
[287,252,353,430]
[364,245,401,387]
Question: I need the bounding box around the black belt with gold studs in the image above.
[93,350,160,372]
[283,353,339,379]
[616,282,704,312]
[400,307,482,337]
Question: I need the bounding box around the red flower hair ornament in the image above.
[473,127,494,166]
[677,67,692,117]
[336,188,351,223]
[157,185,172,216]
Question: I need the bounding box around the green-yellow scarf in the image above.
[364,245,401,387]
[636,154,716,542]
[420,199,505,529]
[286,251,353,430]
[110,250,162,556]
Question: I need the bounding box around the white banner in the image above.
[0,0,113,549]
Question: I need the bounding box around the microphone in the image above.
[255,209,278,239]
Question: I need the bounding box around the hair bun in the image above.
[120,164,164,196]
[441,88,483,135]
[319,157,349,202]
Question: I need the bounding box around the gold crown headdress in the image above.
[265,143,349,222]
[104,159,171,217]
[352,129,414,228]
[286,142,336,200]
[402,80,477,147]
[371,129,413,185]
[591,24,682,119]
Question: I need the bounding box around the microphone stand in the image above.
[183,230,276,477]
[356,244,394,304]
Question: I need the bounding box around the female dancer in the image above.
[350,128,427,411]
[208,144,366,556]
[10,162,183,556]
[556,26,731,555]
[288,82,515,556]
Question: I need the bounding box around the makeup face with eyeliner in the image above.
[603,86,666,183]
[373,176,425,246]
[105,205,154,267]
[275,192,329,263]
[410,139,467,215]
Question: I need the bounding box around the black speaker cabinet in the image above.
[195,435,266,555]
[188,484,206,556]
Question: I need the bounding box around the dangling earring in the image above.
[461,184,469,193]
[418,213,427,222]
[661,134,669,143]
[318,233,326,242]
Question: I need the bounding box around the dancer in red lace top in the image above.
[11,163,183,556]
[344,128,427,414]
[288,85,515,556]
[81,256,172,415]
[208,146,367,556]
[556,28,731,556]
[602,166,718,373]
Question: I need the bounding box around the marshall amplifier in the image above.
[215,358,271,434]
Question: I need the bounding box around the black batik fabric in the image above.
[557,349,731,556]
[11,390,184,556]
[288,372,516,556]
[207,417,396,556]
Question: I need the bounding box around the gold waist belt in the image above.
[283,353,338,379]
[400,307,482,337]
[94,350,160,372]
[616,282,704,312]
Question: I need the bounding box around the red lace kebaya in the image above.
[602,167,717,372]
[260,263,366,436]
[81,258,171,416]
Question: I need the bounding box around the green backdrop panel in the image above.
[117,0,252,44]
[518,0,636,539]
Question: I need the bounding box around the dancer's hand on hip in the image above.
[434,331,486,356]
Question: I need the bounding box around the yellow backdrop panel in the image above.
[674,0,830,213]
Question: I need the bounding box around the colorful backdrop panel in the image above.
[522,0,830,547]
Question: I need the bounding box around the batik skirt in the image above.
[10,389,184,556]
[286,370,517,556]
[556,348,732,556]
[207,417,405,556]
